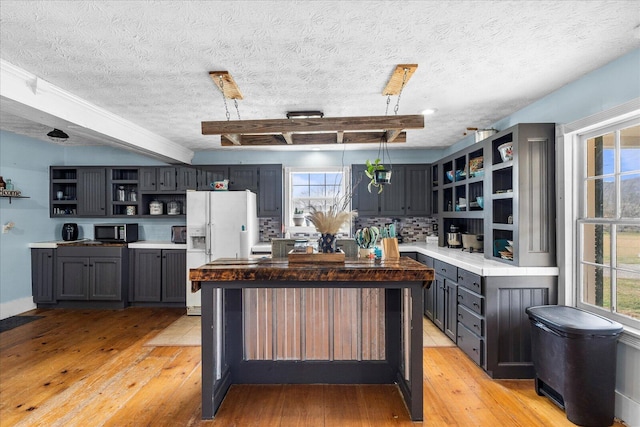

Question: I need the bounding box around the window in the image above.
[577,121,640,328]
[284,167,351,234]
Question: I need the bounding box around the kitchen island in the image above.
[189,256,434,421]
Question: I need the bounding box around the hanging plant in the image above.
[365,158,391,193]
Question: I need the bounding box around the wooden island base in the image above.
[189,257,434,422]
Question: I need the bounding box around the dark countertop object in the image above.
[189,256,433,291]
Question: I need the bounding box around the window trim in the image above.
[567,109,640,335]
[283,166,352,235]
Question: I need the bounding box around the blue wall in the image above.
[1,48,639,314]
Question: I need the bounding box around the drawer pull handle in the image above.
[473,348,478,353]
[458,313,463,318]
[458,275,463,280]
[473,302,479,308]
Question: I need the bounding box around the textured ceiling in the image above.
[1,0,639,157]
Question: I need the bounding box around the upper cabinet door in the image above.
[139,167,157,191]
[177,167,198,191]
[351,164,380,216]
[405,165,430,216]
[197,166,228,190]
[380,166,406,216]
[157,167,177,191]
[258,165,282,217]
[77,168,106,216]
[229,166,258,192]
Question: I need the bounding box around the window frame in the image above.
[283,166,352,235]
[575,117,640,330]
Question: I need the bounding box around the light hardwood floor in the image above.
[0,308,626,426]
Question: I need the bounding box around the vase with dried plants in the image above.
[306,183,358,253]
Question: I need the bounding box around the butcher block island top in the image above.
[191,256,434,422]
[189,256,433,289]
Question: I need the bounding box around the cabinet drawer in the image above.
[457,322,484,366]
[457,285,484,315]
[417,253,434,268]
[457,304,484,337]
[434,259,457,281]
[57,246,124,257]
[457,269,483,294]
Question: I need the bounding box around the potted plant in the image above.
[365,158,392,193]
[292,207,306,226]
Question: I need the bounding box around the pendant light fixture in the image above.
[46,128,69,142]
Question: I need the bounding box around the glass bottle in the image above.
[118,186,126,201]
[5,179,14,190]
[129,189,137,202]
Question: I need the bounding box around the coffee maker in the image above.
[62,223,79,241]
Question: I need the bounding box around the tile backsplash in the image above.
[259,216,436,243]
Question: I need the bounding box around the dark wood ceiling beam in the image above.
[202,114,424,135]
[220,131,406,146]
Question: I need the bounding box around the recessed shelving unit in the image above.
[431,123,556,267]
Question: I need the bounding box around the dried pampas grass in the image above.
[307,206,357,235]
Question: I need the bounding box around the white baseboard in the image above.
[616,391,640,427]
[0,297,37,320]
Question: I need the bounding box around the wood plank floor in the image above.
[0,307,627,426]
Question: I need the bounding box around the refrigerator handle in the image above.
[205,222,212,256]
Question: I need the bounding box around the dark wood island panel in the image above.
[190,256,434,422]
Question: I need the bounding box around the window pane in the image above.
[292,173,309,185]
[326,185,341,198]
[582,223,611,264]
[616,227,640,271]
[585,177,615,218]
[586,133,614,177]
[582,264,611,309]
[309,185,325,198]
[620,125,640,173]
[616,270,640,321]
[292,186,309,198]
[621,173,640,218]
[325,173,342,186]
[309,173,325,185]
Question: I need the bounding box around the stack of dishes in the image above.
[499,240,514,260]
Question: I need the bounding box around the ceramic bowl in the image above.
[498,143,513,162]
[445,170,454,182]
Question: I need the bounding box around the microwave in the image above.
[94,223,139,243]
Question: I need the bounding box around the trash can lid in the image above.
[526,305,624,336]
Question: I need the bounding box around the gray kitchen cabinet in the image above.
[352,164,429,217]
[162,250,186,302]
[31,248,55,303]
[433,275,446,331]
[229,165,259,192]
[197,166,228,190]
[56,246,127,305]
[486,123,556,266]
[444,279,458,342]
[139,167,179,192]
[405,165,430,216]
[177,167,198,191]
[132,249,186,304]
[415,253,435,320]
[258,165,282,217]
[380,166,406,216]
[77,168,106,216]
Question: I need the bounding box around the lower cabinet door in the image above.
[32,249,55,303]
[433,275,445,331]
[90,257,122,300]
[457,322,484,366]
[424,283,435,320]
[134,250,162,302]
[444,280,458,342]
[162,250,186,302]
[57,257,89,300]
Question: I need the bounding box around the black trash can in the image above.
[526,305,624,427]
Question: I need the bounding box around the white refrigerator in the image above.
[186,190,259,315]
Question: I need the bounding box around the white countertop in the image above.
[127,241,187,249]
[400,243,559,277]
